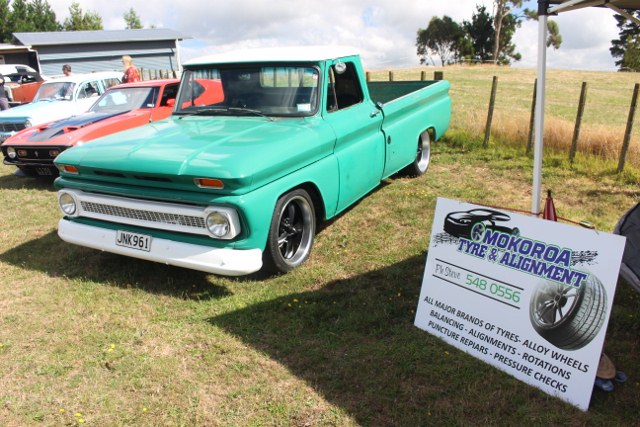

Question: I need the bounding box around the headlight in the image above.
[24,120,32,128]
[204,208,240,239]
[7,147,16,159]
[206,211,231,238]
[58,192,77,216]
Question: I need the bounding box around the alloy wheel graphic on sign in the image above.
[529,272,607,351]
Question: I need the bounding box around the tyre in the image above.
[470,222,486,242]
[263,189,316,273]
[529,272,607,351]
[402,130,431,177]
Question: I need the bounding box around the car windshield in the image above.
[90,86,158,114]
[175,64,320,117]
[33,82,75,101]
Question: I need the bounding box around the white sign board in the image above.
[415,198,625,411]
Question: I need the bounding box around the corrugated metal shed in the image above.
[12,29,190,77]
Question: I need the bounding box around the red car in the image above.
[1,79,182,177]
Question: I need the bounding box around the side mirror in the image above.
[166,98,175,107]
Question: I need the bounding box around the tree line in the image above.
[416,2,561,67]
[0,0,144,43]
[416,0,639,72]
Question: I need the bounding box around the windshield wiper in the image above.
[178,106,273,121]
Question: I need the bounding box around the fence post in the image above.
[420,70,426,81]
[366,71,370,82]
[527,79,537,154]
[388,71,394,81]
[618,83,639,173]
[569,82,588,164]
[483,76,498,148]
[434,71,443,80]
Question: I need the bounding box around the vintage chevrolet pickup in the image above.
[54,46,451,276]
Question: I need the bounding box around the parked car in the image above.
[444,208,520,240]
[54,46,451,276]
[0,64,47,107]
[0,71,122,144]
[1,79,182,177]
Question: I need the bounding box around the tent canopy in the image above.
[532,0,640,215]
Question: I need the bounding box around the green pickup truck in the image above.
[54,46,451,276]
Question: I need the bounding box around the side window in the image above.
[326,62,363,113]
[78,81,100,99]
[104,78,121,89]
[160,84,179,106]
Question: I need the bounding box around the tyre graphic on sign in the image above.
[529,272,607,351]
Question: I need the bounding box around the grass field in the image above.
[0,67,639,426]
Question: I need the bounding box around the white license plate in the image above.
[115,230,152,252]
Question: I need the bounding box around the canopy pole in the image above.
[532,1,549,216]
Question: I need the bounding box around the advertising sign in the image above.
[414,198,626,411]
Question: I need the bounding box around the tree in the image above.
[9,0,31,33]
[610,11,640,71]
[124,7,143,30]
[0,0,11,42]
[492,0,523,64]
[416,16,464,66]
[463,5,495,63]
[63,1,103,31]
[28,0,60,32]
[523,9,562,49]
[495,13,521,65]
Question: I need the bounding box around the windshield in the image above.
[90,86,159,114]
[34,82,75,101]
[175,64,320,117]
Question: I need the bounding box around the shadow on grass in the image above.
[0,230,232,300]
[0,170,56,191]
[207,254,584,426]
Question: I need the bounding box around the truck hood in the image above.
[0,100,77,125]
[55,115,335,193]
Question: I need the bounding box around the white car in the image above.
[0,71,122,142]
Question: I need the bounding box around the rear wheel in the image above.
[263,189,316,273]
[402,130,431,176]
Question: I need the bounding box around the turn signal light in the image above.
[58,164,79,174]
[195,178,224,189]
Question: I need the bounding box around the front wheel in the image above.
[263,189,316,274]
[402,130,431,177]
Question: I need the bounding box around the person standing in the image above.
[0,74,9,111]
[121,55,141,83]
[62,64,72,76]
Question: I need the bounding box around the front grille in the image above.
[80,201,206,229]
[69,190,213,236]
[0,122,27,133]
[15,147,58,162]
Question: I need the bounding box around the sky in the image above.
[41,0,624,71]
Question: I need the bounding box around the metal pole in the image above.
[532,3,549,216]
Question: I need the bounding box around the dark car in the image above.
[444,208,519,240]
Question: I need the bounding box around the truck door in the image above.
[324,60,385,213]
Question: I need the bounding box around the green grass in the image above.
[1,66,640,425]
[1,137,639,426]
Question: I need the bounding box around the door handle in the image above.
[370,110,380,118]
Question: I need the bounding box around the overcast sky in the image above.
[43,0,623,71]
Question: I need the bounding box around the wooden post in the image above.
[434,71,443,81]
[618,83,639,173]
[420,70,426,81]
[483,76,498,148]
[527,79,537,154]
[388,71,394,81]
[569,82,588,164]
[366,71,370,82]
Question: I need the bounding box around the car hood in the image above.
[55,115,335,193]
[0,100,77,125]
[23,111,128,143]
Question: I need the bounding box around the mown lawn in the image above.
[0,131,638,426]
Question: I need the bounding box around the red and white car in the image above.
[1,79,181,177]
